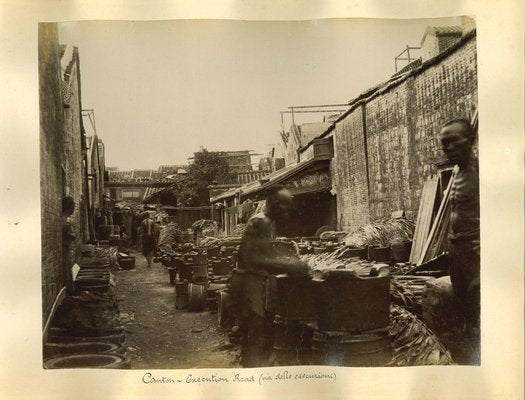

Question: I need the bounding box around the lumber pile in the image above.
[410,168,458,266]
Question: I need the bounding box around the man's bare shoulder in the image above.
[243,213,271,236]
[247,212,270,226]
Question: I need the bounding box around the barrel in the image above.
[192,265,208,284]
[206,283,226,310]
[211,258,232,276]
[268,275,318,321]
[175,281,189,309]
[391,240,412,262]
[178,262,193,281]
[192,252,207,265]
[272,315,313,366]
[315,269,391,332]
[311,330,392,367]
[44,353,130,369]
[187,283,207,311]
[368,245,392,262]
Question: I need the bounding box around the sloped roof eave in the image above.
[299,29,476,155]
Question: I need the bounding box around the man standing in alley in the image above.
[440,118,480,356]
[141,211,159,268]
[230,184,310,367]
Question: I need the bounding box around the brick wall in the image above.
[62,52,84,262]
[333,33,477,233]
[332,105,371,231]
[365,80,412,219]
[39,23,64,324]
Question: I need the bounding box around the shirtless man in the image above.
[440,118,480,344]
[231,184,309,367]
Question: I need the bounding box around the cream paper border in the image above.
[0,1,523,399]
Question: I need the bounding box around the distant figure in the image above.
[141,213,159,268]
[62,196,76,294]
[440,118,480,344]
[230,184,309,367]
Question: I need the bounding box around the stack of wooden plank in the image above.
[417,167,458,265]
[409,177,439,264]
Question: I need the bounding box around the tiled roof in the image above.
[434,26,464,35]
[392,57,423,77]
[420,25,463,45]
[143,186,163,201]
[211,157,327,202]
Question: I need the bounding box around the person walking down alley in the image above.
[230,184,310,368]
[141,212,159,268]
[440,118,480,359]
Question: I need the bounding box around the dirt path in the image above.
[114,251,239,369]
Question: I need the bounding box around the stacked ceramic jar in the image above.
[43,245,130,369]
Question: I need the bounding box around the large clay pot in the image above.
[44,353,130,369]
[43,342,125,358]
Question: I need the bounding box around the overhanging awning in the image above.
[210,157,331,203]
[244,158,331,197]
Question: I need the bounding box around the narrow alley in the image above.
[114,252,239,369]
[39,18,483,373]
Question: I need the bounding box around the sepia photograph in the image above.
[39,16,480,370]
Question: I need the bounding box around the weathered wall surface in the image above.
[62,54,84,261]
[39,23,64,324]
[333,33,477,233]
[365,80,412,219]
[332,105,370,231]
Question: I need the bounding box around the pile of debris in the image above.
[192,219,218,237]
[158,222,183,249]
[231,223,246,236]
[343,218,415,248]
[388,304,453,366]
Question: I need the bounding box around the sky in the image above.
[58,17,460,170]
